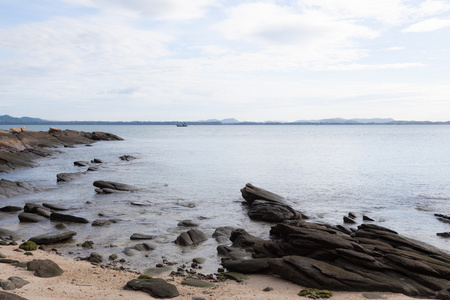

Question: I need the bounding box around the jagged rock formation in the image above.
[0,126,123,173]
[221,184,450,299]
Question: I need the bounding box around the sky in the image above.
[0,0,450,122]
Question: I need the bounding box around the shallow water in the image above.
[1,124,449,273]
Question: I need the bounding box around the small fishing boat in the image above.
[176,123,188,127]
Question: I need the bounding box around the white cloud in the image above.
[403,17,450,32]
[64,0,217,20]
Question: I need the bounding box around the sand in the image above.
[0,245,420,300]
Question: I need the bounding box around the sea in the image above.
[0,124,449,273]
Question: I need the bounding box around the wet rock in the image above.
[363,215,375,221]
[91,158,103,163]
[343,216,357,224]
[92,219,112,226]
[27,259,64,278]
[0,179,44,199]
[177,219,199,227]
[212,226,235,244]
[87,167,98,171]
[29,231,77,244]
[348,212,358,219]
[82,241,94,248]
[437,232,450,238]
[241,184,302,222]
[119,155,136,161]
[50,212,89,223]
[175,229,208,246]
[133,243,156,251]
[130,233,155,240]
[0,206,22,212]
[93,180,139,193]
[125,278,179,298]
[56,172,84,182]
[18,212,47,223]
[42,203,69,211]
[73,161,90,167]
[435,214,450,224]
[85,252,102,263]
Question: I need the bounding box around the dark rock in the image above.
[91,158,103,163]
[42,203,69,211]
[348,212,358,219]
[263,287,274,292]
[0,206,22,212]
[29,231,77,244]
[92,219,112,226]
[119,155,136,161]
[73,161,90,167]
[0,291,29,300]
[436,287,450,300]
[343,216,357,224]
[0,259,19,264]
[19,241,37,251]
[50,212,89,223]
[222,258,274,273]
[241,183,285,204]
[86,252,102,263]
[93,180,139,193]
[82,241,94,248]
[56,172,84,182]
[125,278,179,298]
[437,232,450,238]
[363,215,375,221]
[133,243,156,251]
[175,229,208,246]
[27,259,64,277]
[223,272,249,282]
[177,220,199,227]
[130,233,155,240]
[87,167,98,171]
[212,226,235,244]
[18,212,47,223]
[435,214,450,224]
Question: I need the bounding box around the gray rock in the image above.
[56,172,84,182]
[133,243,155,251]
[130,233,155,240]
[0,206,22,212]
[0,279,15,290]
[42,203,69,211]
[125,278,179,298]
[177,220,199,227]
[73,161,90,167]
[212,226,235,244]
[29,231,77,244]
[7,277,29,289]
[92,219,112,226]
[175,229,208,246]
[18,212,47,223]
[119,155,136,161]
[27,259,64,278]
[0,291,29,299]
[93,180,139,192]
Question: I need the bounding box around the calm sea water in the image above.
[1,125,449,272]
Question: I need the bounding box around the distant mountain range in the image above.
[0,115,449,125]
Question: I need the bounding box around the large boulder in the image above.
[175,229,208,246]
[27,259,64,278]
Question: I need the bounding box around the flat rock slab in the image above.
[18,212,47,223]
[0,206,22,212]
[130,233,155,240]
[93,180,139,192]
[28,231,77,244]
[42,203,70,211]
[181,279,216,288]
[50,212,89,223]
[125,278,179,298]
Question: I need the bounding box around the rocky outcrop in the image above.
[241,183,302,222]
[0,127,122,173]
[0,179,44,200]
[220,185,450,299]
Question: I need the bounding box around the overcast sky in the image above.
[1,0,449,122]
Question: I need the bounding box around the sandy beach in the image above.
[0,245,420,300]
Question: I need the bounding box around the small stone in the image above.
[263,287,274,292]
[109,254,118,261]
[82,241,94,248]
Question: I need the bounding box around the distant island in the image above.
[1,115,449,125]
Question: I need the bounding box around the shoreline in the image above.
[0,245,418,300]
